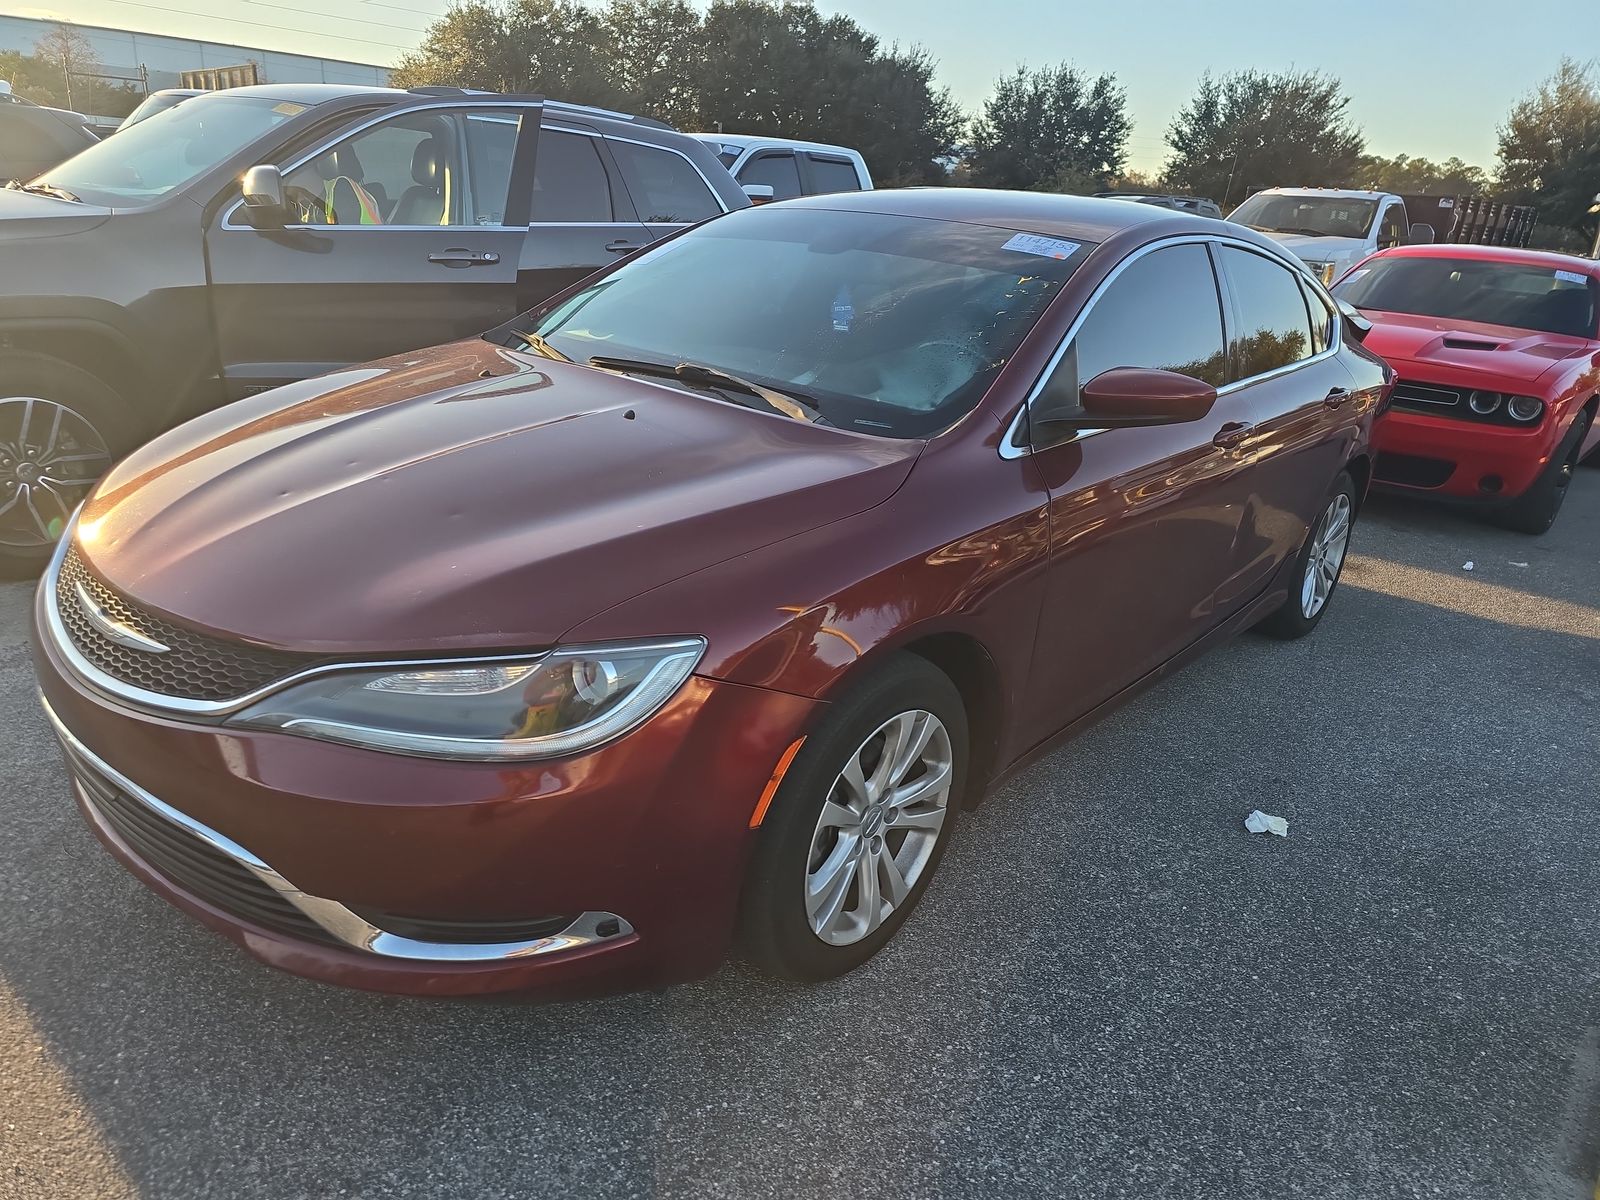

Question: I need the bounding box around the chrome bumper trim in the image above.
[41,695,633,963]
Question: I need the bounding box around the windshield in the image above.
[507,207,1090,438]
[1334,256,1599,338]
[35,93,308,205]
[1230,193,1378,240]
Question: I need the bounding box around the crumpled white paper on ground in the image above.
[1244,810,1289,837]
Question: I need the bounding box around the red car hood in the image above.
[1360,310,1593,391]
[76,341,920,653]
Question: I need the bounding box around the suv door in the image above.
[605,135,729,240]
[518,121,651,308]
[1020,240,1257,742]
[799,152,864,196]
[737,150,805,201]
[203,102,534,398]
[1211,246,1354,597]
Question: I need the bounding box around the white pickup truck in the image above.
[1226,188,1438,284]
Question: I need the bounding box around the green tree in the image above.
[0,25,141,116]
[1164,69,1364,207]
[598,0,705,130]
[1352,153,1488,195]
[1496,59,1600,237]
[967,64,1129,192]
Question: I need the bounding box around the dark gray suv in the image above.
[0,84,747,570]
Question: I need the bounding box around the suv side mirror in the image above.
[1033,365,1217,443]
[241,164,286,223]
[1336,298,1373,342]
[1408,222,1435,245]
[742,183,776,205]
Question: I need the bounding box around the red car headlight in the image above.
[227,638,706,760]
[1506,396,1545,423]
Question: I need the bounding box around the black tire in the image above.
[1498,411,1591,534]
[739,654,968,982]
[1256,469,1358,641]
[0,352,139,578]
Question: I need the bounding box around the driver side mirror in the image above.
[1408,222,1435,245]
[240,163,286,225]
[742,183,776,205]
[1032,366,1217,446]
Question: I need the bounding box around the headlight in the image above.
[228,638,706,760]
[1506,396,1544,423]
[1305,261,1336,285]
[1468,390,1502,415]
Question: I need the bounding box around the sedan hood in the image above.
[78,341,921,653]
[0,188,113,239]
[1359,310,1591,389]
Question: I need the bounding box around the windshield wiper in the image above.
[6,181,80,202]
[512,329,571,362]
[587,355,824,424]
[1271,226,1329,238]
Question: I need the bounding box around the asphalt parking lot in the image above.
[2,476,1597,1200]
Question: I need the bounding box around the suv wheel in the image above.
[0,353,135,576]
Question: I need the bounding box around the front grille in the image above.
[55,545,329,702]
[348,910,575,945]
[1375,451,1456,489]
[63,740,340,946]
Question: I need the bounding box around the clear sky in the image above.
[5,0,1585,174]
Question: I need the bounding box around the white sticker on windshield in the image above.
[1554,269,1587,285]
[1003,233,1081,260]
[1342,268,1370,284]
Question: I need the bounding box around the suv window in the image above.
[1221,246,1316,378]
[1066,242,1227,393]
[1377,203,1408,249]
[807,156,862,195]
[608,139,720,224]
[533,128,613,222]
[282,108,519,227]
[740,152,803,200]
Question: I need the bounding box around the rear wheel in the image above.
[0,354,136,577]
[1256,470,1356,640]
[1498,411,1590,535]
[740,654,967,981]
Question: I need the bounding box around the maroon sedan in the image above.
[32,191,1388,996]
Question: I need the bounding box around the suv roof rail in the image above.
[405,87,675,131]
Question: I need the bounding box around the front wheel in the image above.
[1256,470,1357,640]
[1497,410,1590,535]
[739,654,968,981]
[0,353,137,577]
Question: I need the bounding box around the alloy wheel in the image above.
[804,709,953,946]
[1301,492,1352,619]
[0,397,112,549]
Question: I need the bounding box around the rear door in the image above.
[517,121,652,310]
[1211,244,1354,600]
[203,101,534,398]
[799,152,865,196]
[604,134,729,241]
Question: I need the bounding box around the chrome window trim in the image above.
[998,233,1343,461]
[220,98,536,232]
[43,695,633,963]
[603,131,731,216]
[39,524,549,718]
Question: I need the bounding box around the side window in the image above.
[739,152,803,200]
[1068,243,1227,393]
[1377,203,1408,249]
[532,128,614,222]
[1298,276,1336,356]
[282,108,518,228]
[607,139,721,224]
[806,155,863,195]
[1221,246,1316,379]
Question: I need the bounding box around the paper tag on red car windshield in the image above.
[1003,233,1081,260]
[1554,269,1587,285]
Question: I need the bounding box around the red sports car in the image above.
[1333,245,1600,532]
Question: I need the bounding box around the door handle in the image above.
[604,239,648,254]
[1323,387,1352,408]
[427,248,502,268]
[1212,421,1253,450]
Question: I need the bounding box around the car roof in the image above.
[691,133,862,159]
[776,188,1229,243]
[1250,187,1391,201]
[1375,243,1600,277]
[193,84,675,130]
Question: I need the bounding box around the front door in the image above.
[1020,240,1257,746]
[204,103,535,399]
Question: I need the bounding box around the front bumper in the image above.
[1372,408,1559,501]
[32,582,819,997]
